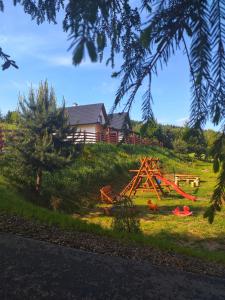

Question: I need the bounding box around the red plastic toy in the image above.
[172,206,193,216]
[147,200,158,212]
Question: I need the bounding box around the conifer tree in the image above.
[0,110,3,122]
[11,81,79,193]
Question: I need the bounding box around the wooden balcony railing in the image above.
[0,128,163,152]
[65,130,163,146]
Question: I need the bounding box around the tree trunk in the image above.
[36,168,42,193]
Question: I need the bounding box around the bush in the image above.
[173,138,188,154]
[111,196,141,234]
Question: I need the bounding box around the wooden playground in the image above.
[100,157,197,209]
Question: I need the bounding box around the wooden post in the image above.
[107,127,110,144]
[84,130,86,143]
[116,130,119,144]
[133,133,136,145]
[72,128,75,144]
[195,177,200,187]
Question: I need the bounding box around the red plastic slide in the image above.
[155,174,196,201]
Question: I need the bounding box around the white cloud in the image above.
[0,34,48,55]
[10,80,38,92]
[39,54,72,67]
[157,119,169,125]
[38,54,106,69]
[0,33,73,68]
[175,117,189,126]
[0,32,109,69]
[156,117,189,126]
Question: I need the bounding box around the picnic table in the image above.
[175,174,200,187]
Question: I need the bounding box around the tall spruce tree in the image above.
[12,81,79,193]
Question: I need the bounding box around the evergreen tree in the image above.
[0,110,3,122]
[8,81,79,193]
[204,129,218,156]
[173,137,188,154]
[140,118,158,138]
[4,110,20,124]
[204,132,225,223]
[182,127,207,158]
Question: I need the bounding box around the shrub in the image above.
[111,196,141,234]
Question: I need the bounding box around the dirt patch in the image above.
[200,241,225,251]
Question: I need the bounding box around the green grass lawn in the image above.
[0,175,107,235]
[80,160,225,262]
[1,150,225,264]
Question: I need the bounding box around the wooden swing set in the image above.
[100,156,196,203]
[120,157,170,201]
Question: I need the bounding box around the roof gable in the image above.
[108,112,131,131]
[66,103,107,125]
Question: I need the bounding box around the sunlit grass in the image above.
[1,147,225,264]
[81,160,225,260]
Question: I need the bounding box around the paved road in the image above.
[0,233,225,300]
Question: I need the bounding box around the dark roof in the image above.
[108,112,131,131]
[66,103,107,125]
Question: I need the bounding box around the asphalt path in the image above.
[0,233,225,299]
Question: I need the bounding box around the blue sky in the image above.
[0,2,215,128]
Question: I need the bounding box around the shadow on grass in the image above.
[136,204,206,218]
[81,204,225,256]
[1,185,225,264]
[192,187,199,195]
[87,201,208,220]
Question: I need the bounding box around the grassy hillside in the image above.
[40,144,202,210]
[2,143,192,211]
[1,143,217,210]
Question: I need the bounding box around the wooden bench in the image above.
[175,174,200,187]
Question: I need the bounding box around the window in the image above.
[98,115,103,124]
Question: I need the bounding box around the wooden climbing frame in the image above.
[120,157,170,201]
[100,157,197,204]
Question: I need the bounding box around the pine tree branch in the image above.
[182,36,200,109]
[0,47,18,71]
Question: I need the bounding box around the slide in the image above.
[155,174,196,201]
